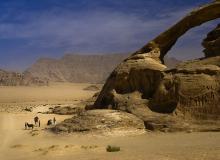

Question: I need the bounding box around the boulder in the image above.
[51,106,84,115]
[52,110,145,135]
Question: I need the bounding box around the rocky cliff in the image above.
[90,1,220,131]
[0,69,48,86]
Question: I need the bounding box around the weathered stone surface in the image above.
[135,2,220,61]
[53,2,220,133]
[94,1,220,109]
[50,106,84,115]
[90,1,220,132]
[52,110,145,135]
[151,56,220,119]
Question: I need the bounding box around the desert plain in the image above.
[0,82,219,160]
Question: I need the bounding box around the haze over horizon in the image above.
[0,0,219,71]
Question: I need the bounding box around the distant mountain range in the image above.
[25,53,181,83]
[0,53,181,86]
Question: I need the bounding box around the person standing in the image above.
[25,122,27,130]
[34,116,39,126]
[53,117,56,125]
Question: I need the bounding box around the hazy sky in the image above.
[0,0,219,71]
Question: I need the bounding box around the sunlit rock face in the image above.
[92,1,220,123]
[151,24,220,119]
[151,56,220,119]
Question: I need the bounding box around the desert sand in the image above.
[0,83,219,160]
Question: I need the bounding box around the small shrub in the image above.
[106,145,120,152]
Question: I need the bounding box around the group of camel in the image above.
[25,116,56,130]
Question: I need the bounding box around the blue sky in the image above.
[0,0,219,71]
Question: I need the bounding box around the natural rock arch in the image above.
[134,1,220,62]
[92,1,220,121]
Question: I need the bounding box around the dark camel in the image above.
[25,122,34,130]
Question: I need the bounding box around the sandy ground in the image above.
[0,82,95,104]
[0,82,98,112]
[0,83,220,160]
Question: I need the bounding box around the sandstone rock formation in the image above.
[0,69,23,86]
[50,105,84,115]
[151,56,220,120]
[91,1,220,131]
[26,54,180,83]
[202,24,220,57]
[0,69,48,86]
[52,109,145,135]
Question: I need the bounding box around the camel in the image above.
[53,117,56,125]
[25,122,34,130]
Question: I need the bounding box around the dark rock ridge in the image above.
[0,69,48,86]
[202,24,220,57]
[26,54,180,83]
[90,1,220,131]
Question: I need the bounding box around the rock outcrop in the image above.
[90,1,220,131]
[52,109,145,135]
[134,1,220,61]
[151,56,220,119]
[0,69,48,86]
[202,24,220,57]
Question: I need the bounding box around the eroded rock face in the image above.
[151,57,220,119]
[52,110,145,135]
[0,69,48,86]
[94,56,166,108]
[203,24,220,57]
[92,1,220,128]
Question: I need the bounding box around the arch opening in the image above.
[167,20,220,62]
[135,1,220,62]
